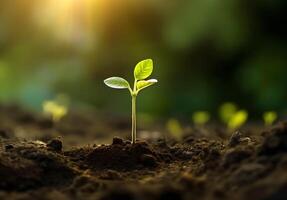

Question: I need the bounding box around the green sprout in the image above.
[166,118,183,141]
[104,59,158,144]
[43,100,68,122]
[228,110,248,131]
[263,111,277,126]
[192,111,210,125]
[219,102,238,124]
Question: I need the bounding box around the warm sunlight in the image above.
[33,0,97,45]
[1,0,286,199]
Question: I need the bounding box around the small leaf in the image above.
[104,77,130,89]
[263,111,277,126]
[192,111,210,125]
[137,79,158,91]
[228,110,248,130]
[134,59,153,80]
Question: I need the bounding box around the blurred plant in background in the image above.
[227,110,248,131]
[219,102,238,124]
[263,111,278,126]
[166,119,183,141]
[0,0,286,120]
[192,111,210,126]
[43,94,69,122]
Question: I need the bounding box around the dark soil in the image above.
[1,105,287,200]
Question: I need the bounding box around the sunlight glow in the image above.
[33,0,97,47]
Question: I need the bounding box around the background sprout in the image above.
[192,111,210,126]
[166,118,183,141]
[228,110,248,131]
[104,59,158,144]
[263,111,278,126]
[43,100,68,122]
[219,102,238,124]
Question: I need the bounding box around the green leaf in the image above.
[136,79,158,91]
[134,59,153,80]
[104,77,130,89]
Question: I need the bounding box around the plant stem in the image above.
[131,95,137,144]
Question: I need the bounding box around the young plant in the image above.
[228,110,248,131]
[192,111,210,126]
[263,111,277,126]
[104,59,158,144]
[219,102,238,124]
[166,118,183,141]
[43,100,68,122]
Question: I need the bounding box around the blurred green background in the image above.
[0,0,286,119]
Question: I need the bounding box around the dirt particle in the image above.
[47,138,62,152]
[112,137,124,145]
[228,131,242,147]
[140,154,158,167]
[5,144,14,150]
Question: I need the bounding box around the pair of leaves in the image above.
[104,59,157,93]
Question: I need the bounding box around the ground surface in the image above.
[0,105,287,200]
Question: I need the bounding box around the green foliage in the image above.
[104,59,157,95]
[166,118,183,141]
[136,79,158,91]
[104,77,130,89]
[219,102,238,124]
[263,111,277,126]
[104,59,158,143]
[228,110,248,130]
[192,111,210,125]
[134,59,153,80]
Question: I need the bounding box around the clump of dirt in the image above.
[0,138,79,191]
[86,138,160,169]
[260,122,287,155]
[65,137,173,170]
[1,105,287,200]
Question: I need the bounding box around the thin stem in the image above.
[131,95,137,144]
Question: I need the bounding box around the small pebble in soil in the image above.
[112,137,124,145]
[140,154,158,167]
[5,144,14,150]
[228,131,242,147]
[229,131,251,147]
[47,138,63,152]
[125,140,132,145]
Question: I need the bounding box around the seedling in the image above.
[228,110,248,131]
[104,59,158,144]
[263,111,277,126]
[219,102,237,124]
[192,111,210,125]
[166,118,183,141]
[43,100,68,122]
